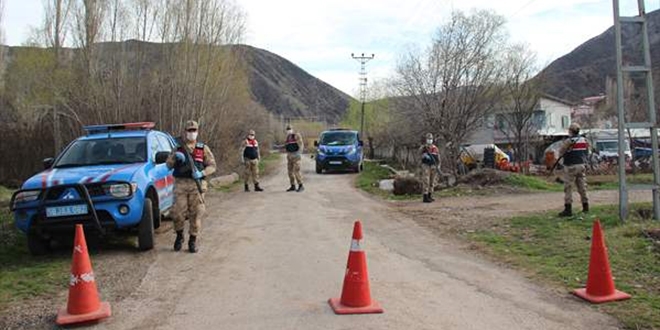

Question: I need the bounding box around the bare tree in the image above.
[391,9,508,173]
[495,44,543,169]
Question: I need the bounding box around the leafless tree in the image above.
[391,9,508,173]
[495,44,543,169]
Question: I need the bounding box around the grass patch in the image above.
[355,161,394,198]
[0,210,68,310]
[504,174,562,191]
[469,204,660,329]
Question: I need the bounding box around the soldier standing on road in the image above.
[167,120,217,253]
[284,125,305,192]
[420,133,440,203]
[558,123,589,217]
[241,129,264,192]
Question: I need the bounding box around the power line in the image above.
[351,53,375,136]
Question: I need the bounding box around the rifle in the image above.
[176,139,205,198]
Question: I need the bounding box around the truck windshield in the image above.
[320,132,357,146]
[54,137,147,168]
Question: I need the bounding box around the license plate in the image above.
[46,205,88,218]
[329,161,342,165]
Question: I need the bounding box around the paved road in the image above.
[97,155,620,330]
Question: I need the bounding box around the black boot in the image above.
[255,183,264,192]
[582,202,589,213]
[244,183,250,192]
[287,185,296,192]
[173,230,184,251]
[423,193,432,203]
[297,184,305,192]
[188,235,198,253]
[558,204,572,217]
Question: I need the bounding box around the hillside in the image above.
[0,41,353,124]
[539,8,660,102]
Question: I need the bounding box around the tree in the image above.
[391,9,508,173]
[495,44,543,170]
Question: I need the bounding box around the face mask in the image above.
[248,135,255,140]
[186,132,198,141]
[427,139,433,145]
[286,130,293,135]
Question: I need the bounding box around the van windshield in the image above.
[320,132,357,146]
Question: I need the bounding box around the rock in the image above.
[209,173,239,188]
[379,179,395,191]
[393,176,422,195]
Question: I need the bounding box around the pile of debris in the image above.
[456,168,512,187]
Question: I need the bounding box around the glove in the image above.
[174,152,186,165]
[192,170,204,180]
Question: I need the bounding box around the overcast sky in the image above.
[3,0,658,96]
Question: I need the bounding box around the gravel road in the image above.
[90,155,625,330]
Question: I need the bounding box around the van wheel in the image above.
[316,164,323,174]
[138,198,155,251]
[27,232,50,256]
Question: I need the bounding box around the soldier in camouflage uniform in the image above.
[241,129,263,192]
[420,133,440,203]
[284,125,305,192]
[167,120,216,253]
[558,123,589,217]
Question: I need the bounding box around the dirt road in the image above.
[94,155,635,330]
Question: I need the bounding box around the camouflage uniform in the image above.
[420,133,440,203]
[241,130,263,192]
[167,120,216,252]
[558,123,589,216]
[284,126,305,192]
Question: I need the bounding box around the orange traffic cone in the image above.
[572,220,631,304]
[328,220,383,314]
[56,224,111,325]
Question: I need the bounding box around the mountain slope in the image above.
[236,45,352,123]
[538,9,660,102]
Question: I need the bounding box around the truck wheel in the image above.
[138,198,155,251]
[27,232,49,256]
[316,163,323,174]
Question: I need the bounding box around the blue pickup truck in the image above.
[10,122,177,255]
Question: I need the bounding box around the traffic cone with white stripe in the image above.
[56,224,111,325]
[328,220,383,314]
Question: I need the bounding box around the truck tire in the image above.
[27,232,49,256]
[138,198,155,251]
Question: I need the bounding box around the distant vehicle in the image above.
[10,122,176,255]
[314,128,364,174]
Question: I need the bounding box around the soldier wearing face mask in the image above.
[419,133,440,203]
[283,125,305,192]
[167,120,216,253]
[240,129,263,192]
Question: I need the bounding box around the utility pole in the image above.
[351,53,375,137]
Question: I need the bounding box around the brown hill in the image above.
[538,8,660,102]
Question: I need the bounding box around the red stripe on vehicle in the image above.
[41,170,52,189]
[97,164,140,183]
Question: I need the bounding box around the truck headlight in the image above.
[13,190,41,208]
[104,183,137,198]
[347,146,356,155]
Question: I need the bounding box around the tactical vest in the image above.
[173,142,206,178]
[244,139,259,160]
[285,134,300,153]
[563,136,588,166]
[422,145,440,165]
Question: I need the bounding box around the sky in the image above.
[3,0,659,97]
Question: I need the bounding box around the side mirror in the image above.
[358,140,364,147]
[155,151,170,164]
[314,140,318,147]
[43,158,55,169]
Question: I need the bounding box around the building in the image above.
[467,94,575,162]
